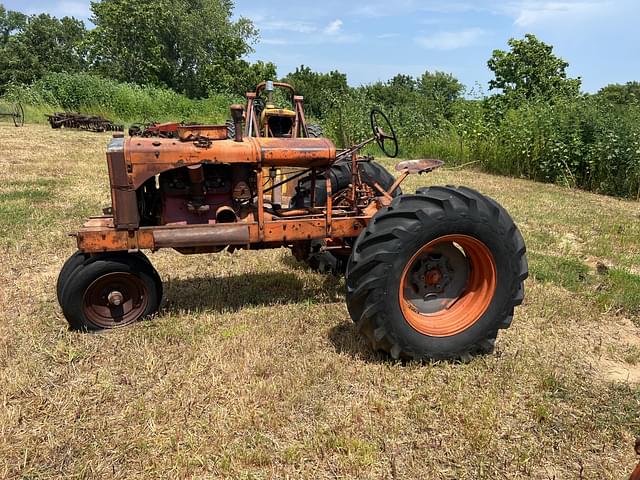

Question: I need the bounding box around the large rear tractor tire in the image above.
[346,186,528,361]
[58,252,162,331]
[291,159,401,274]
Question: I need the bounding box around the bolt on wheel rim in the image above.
[399,235,497,337]
[82,272,148,328]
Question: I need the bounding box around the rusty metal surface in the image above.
[243,81,312,139]
[129,122,229,140]
[107,148,139,230]
[69,91,408,261]
[178,125,227,141]
[125,136,335,190]
[76,216,370,252]
[395,159,444,174]
[255,81,296,96]
[259,137,335,167]
[154,224,250,248]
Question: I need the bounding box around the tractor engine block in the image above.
[157,164,253,226]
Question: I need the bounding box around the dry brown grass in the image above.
[1,124,639,479]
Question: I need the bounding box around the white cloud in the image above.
[509,1,608,27]
[377,33,401,39]
[259,20,317,34]
[324,19,343,35]
[255,16,359,43]
[415,28,485,50]
[352,1,481,18]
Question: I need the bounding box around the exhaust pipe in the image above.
[154,224,249,248]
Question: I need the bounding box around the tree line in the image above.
[2,2,638,109]
[0,0,275,97]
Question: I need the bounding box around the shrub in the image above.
[3,72,238,124]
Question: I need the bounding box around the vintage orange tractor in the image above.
[56,81,528,361]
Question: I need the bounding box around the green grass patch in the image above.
[0,178,60,202]
[529,252,640,317]
[0,177,67,246]
[529,252,590,291]
[595,268,640,318]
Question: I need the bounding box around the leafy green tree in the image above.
[597,82,640,105]
[282,65,348,118]
[0,10,87,92]
[388,74,416,91]
[418,70,464,118]
[488,34,581,103]
[89,0,258,97]
[218,59,276,97]
[361,74,417,113]
[0,4,26,43]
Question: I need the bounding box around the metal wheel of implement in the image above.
[13,103,24,127]
[82,272,150,328]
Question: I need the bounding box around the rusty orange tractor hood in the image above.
[123,135,336,190]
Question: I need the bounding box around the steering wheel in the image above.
[370,109,398,158]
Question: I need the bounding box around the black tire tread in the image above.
[58,252,163,331]
[346,186,528,361]
[307,123,323,138]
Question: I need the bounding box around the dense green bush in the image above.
[464,99,640,198]
[319,91,640,199]
[4,72,237,124]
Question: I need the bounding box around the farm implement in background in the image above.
[0,103,24,127]
[46,112,123,133]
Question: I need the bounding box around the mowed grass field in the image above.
[1,123,640,479]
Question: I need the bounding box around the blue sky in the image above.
[3,0,639,92]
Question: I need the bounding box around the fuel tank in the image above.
[125,136,336,189]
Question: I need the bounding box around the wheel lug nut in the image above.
[107,291,124,306]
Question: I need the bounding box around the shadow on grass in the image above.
[280,254,314,272]
[327,321,389,363]
[161,271,343,314]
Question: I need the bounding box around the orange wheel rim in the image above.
[399,235,497,337]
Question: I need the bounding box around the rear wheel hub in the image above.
[400,235,497,337]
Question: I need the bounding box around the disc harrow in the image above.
[46,112,123,133]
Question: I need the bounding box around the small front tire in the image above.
[59,253,162,331]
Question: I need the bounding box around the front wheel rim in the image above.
[399,235,497,337]
[82,272,149,328]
